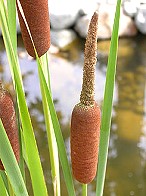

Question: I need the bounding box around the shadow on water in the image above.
[0,34,146,195]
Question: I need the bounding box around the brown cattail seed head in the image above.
[71,102,100,184]
[17,0,50,57]
[0,82,20,170]
[70,12,100,184]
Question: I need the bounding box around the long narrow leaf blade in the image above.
[0,172,9,196]
[7,0,17,51]
[40,54,60,196]
[0,2,48,196]
[38,63,75,196]
[0,120,28,196]
[15,2,74,193]
[96,0,121,195]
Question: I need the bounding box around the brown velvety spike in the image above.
[70,12,100,184]
[17,0,50,57]
[0,82,20,170]
[71,102,100,184]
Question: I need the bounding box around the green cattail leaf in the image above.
[38,62,75,196]
[0,1,48,196]
[16,2,74,194]
[0,173,9,196]
[96,0,121,195]
[0,120,28,196]
[40,54,60,196]
[7,0,17,52]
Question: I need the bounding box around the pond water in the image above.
[0,34,146,196]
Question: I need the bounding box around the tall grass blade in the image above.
[0,120,28,196]
[40,54,60,196]
[16,1,60,194]
[0,171,9,193]
[96,0,121,195]
[0,1,48,195]
[82,184,87,196]
[16,2,74,194]
[38,62,75,196]
[7,0,17,52]
[0,174,9,196]
[7,0,25,180]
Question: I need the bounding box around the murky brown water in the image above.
[0,34,146,196]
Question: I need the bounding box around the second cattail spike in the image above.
[80,12,98,106]
[71,12,100,184]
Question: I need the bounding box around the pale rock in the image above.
[98,4,137,39]
[49,0,79,29]
[74,15,91,38]
[119,9,138,36]
[123,1,139,17]
[51,29,77,48]
[106,0,118,4]
[140,0,146,3]
[75,4,137,39]
[78,0,98,15]
[135,4,146,34]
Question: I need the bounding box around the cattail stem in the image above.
[82,184,87,196]
[71,12,100,184]
[80,12,98,106]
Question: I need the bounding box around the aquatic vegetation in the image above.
[0,0,121,195]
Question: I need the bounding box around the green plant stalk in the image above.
[82,184,87,196]
[7,176,15,196]
[0,120,28,196]
[40,54,60,196]
[41,53,51,90]
[15,100,25,181]
[1,0,22,83]
[0,1,48,195]
[7,4,24,178]
[16,2,75,194]
[7,3,25,179]
[7,0,17,52]
[0,173,9,196]
[0,171,9,193]
[38,62,75,196]
[96,0,121,196]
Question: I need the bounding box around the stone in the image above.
[135,4,146,34]
[75,4,137,39]
[98,4,137,39]
[78,0,98,15]
[123,1,139,17]
[119,9,138,37]
[49,0,79,29]
[74,15,91,38]
[51,29,77,48]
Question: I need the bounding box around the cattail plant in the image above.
[70,12,101,184]
[0,81,20,170]
[17,0,50,57]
